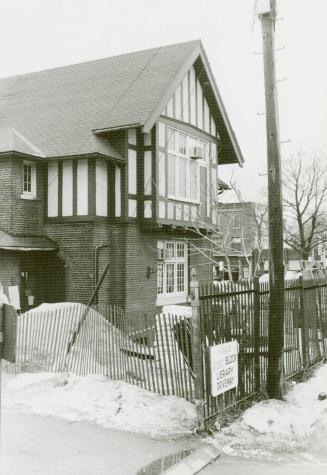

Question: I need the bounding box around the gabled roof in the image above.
[0,40,243,165]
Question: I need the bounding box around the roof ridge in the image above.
[0,39,201,82]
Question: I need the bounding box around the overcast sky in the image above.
[1,0,326,201]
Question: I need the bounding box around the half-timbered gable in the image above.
[0,40,244,313]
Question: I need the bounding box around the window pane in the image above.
[179,133,186,155]
[166,263,175,293]
[157,265,164,294]
[200,140,208,160]
[190,161,198,200]
[165,242,175,259]
[167,128,176,151]
[167,155,176,196]
[177,242,185,258]
[211,142,217,163]
[177,263,185,292]
[179,157,187,198]
[23,164,32,193]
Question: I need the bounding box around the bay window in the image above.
[157,241,188,302]
[167,127,207,203]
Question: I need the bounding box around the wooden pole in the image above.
[259,0,285,399]
[253,276,261,393]
[190,267,205,432]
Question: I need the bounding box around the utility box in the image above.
[0,303,17,363]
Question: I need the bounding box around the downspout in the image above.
[94,244,111,304]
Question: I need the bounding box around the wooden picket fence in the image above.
[2,272,327,428]
[2,303,195,401]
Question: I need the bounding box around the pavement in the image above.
[1,412,200,475]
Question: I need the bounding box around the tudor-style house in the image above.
[0,40,243,315]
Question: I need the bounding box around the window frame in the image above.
[22,161,37,199]
[167,127,206,204]
[156,240,188,303]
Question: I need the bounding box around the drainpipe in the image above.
[94,244,111,304]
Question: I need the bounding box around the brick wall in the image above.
[43,221,126,306]
[0,157,13,232]
[0,155,44,235]
[188,235,212,285]
[0,251,21,299]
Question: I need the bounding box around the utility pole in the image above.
[258,0,284,399]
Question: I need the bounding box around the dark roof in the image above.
[0,40,243,164]
[0,229,57,251]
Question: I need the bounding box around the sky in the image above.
[0,0,326,201]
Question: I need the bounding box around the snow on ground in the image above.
[2,371,197,439]
[208,363,327,462]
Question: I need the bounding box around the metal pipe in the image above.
[94,244,111,304]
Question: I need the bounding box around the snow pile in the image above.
[10,302,127,377]
[209,363,327,461]
[2,372,197,439]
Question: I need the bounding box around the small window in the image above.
[167,128,176,152]
[232,213,241,229]
[179,133,187,155]
[22,161,36,198]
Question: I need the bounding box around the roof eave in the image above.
[93,123,143,134]
[142,41,244,168]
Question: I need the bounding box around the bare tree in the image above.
[188,181,268,282]
[283,154,327,261]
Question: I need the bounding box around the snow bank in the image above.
[10,302,127,377]
[209,363,327,461]
[2,372,197,439]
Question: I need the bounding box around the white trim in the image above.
[128,149,137,194]
[62,159,73,216]
[143,42,244,166]
[47,161,58,216]
[115,166,121,217]
[77,159,89,216]
[95,159,107,216]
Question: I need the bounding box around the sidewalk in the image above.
[1,412,198,475]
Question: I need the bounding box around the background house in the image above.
[0,40,243,314]
[213,202,268,281]
[213,201,327,282]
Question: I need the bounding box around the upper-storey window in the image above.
[167,128,207,203]
[22,161,36,198]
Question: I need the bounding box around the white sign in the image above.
[208,340,239,397]
[256,0,271,15]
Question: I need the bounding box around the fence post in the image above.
[253,277,261,393]
[299,276,308,370]
[190,267,205,433]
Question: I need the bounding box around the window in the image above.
[167,127,206,203]
[231,237,241,252]
[22,161,36,198]
[157,241,188,298]
[232,213,241,229]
